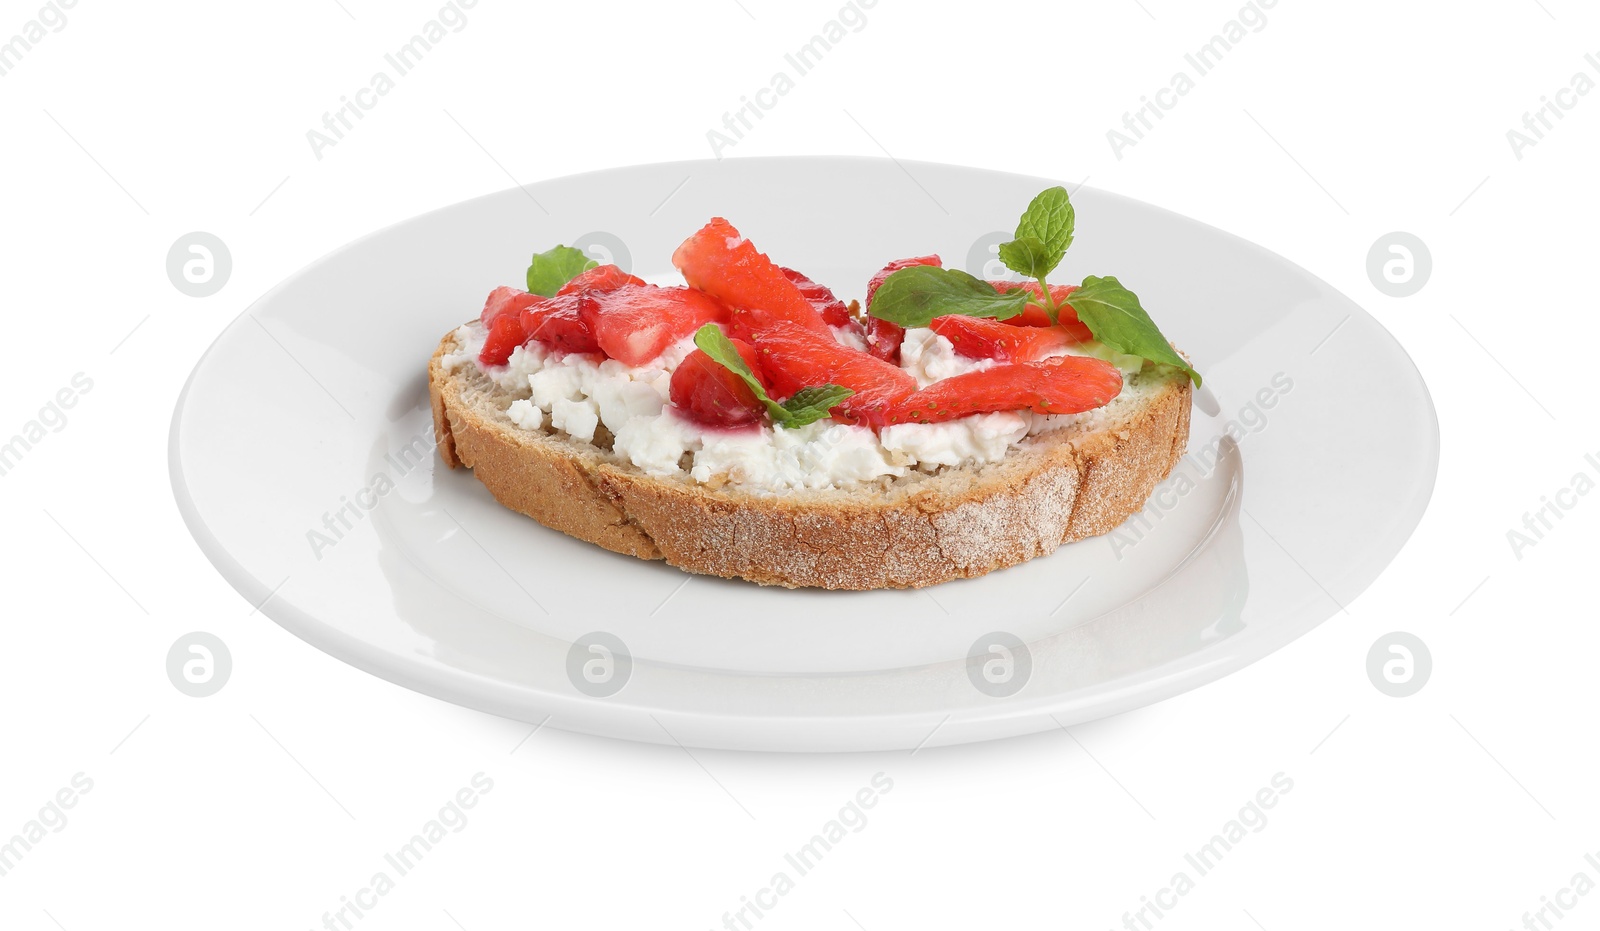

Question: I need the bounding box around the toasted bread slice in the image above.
[429,327,1191,590]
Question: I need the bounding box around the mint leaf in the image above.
[691,325,854,427]
[867,266,1031,327]
[1014,185,1075,258]
[1068,276,1200,386]
[996,235,1059,280]
[998,187,1076,314]
[526,244,597,297]
[779,384,855,428]
[692,324,781,418]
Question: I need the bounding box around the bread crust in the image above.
[429,331,1191,590]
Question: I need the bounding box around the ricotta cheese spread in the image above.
[445,319,1147,492]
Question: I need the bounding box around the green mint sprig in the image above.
[865,266,1031,328]
[526,244,597,297]
[692,325,854,428]
[1068,277,1200,386]
[866,185,1200,386]
[997,185,1075,320]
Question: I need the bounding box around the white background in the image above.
[2,0,1597,928]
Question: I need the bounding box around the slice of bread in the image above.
[429,327,1191,590]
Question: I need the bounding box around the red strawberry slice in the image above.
[581,284,729,367]
[864,317,904,364]
[559,264,644,296]
[481,286,542,327]
[863,255,941,364]
[671,218,831,335]
[991,281,1090,334]
[747,321,916,427]
[521,293,600,355]
[721,311,763,345]
[886,355,1123,424]
[778,266,853,328]
[478,311,530,366]
[929,316,1089,362]
[670,338,769,428]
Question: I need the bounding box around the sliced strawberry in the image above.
[582,284,729,367]
[990,283,1054,327]
[670,339,768,428]
[778,266,853,328]
[559,264,644,296]
[991,281,1090,334]
[721,311,763,345]
[747,321,916,427]
[671,218,830,334]
[520,293,600,355]
[886,355,1123,424]
[863,256,941,364]
[865,317,906,364]
[929,316,1089,362]
[479,312,530,366]
[481,286,542,327]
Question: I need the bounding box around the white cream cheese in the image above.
[830,323,870,353]
[879,412,1030,469]
[448,319,1145,492]
[505,398,544,432]
[690,420,905,488]
[898,326,996,388]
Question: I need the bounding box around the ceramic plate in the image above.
[170,157,1437,751]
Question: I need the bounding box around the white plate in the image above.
[170,157,1437,751]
